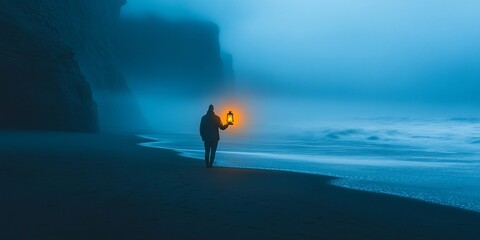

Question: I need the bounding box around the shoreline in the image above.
[1,131,480,239]
[139,134,480,213]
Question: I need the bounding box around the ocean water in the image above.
[140,117,480,212]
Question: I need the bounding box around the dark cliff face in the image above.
[117,17,232,95]
[0,0,144,132]
[0,1,98,132]
[35,0,145,131]
[0,1,234,132]
[42,0,127,91]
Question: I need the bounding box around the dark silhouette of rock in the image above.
[221,52,236,90]
[0,0,234,132]
[116,16,234,95]
[43,0,146,131]
[0,0,145,132]
[0,2,98,132]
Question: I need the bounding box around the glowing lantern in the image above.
[227,111,234,125]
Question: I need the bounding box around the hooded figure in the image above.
[200,104,230,168]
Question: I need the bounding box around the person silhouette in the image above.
[200,104,232,168]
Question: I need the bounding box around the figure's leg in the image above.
[209,141,219,167]
[204,141,211,168]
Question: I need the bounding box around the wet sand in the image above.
[1,132,479,239]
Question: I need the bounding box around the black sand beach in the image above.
[1,132,479,239]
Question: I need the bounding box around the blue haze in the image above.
[123,0,480,106]
[123,1,480,212]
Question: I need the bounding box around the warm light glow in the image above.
[216,102,247,134]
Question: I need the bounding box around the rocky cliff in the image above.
[117,17,234,95]
[0,0,144,132]
[45,0,145,131]
[0,1,98,132]
[0,1,234,132]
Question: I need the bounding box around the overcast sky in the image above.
[122,0,480,105]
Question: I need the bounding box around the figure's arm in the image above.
[218,118,229,130]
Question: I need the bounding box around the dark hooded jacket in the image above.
[200,110,228,142]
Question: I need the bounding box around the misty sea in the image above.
[140,117,480,212]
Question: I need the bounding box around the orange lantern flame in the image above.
[227,111,234,124]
